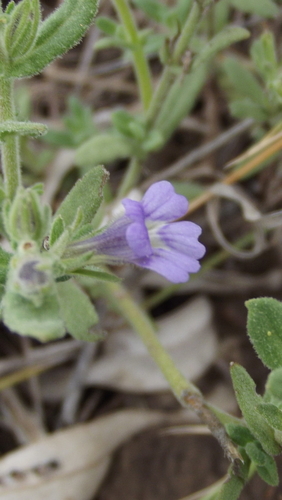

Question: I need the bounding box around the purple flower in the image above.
[70,181,205,283]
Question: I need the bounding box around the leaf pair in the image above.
[2,0,99,78]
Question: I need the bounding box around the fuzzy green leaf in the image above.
[230,363,281,455]
[57,280,100,341]
[230,98,267,122]
[230,0,278,17]
[218,473,245,500]
[8,0,99,78]
[75,133,135,167]
[245,441,278,486]
[2,289,65,341]
[155,65,207,141]
[4,0,41,61]
[192,27,250,71]
[251,31,278,82]
[246,297,282,369]
[222,57,267,107]
[96,16,119,36]
[265,367,282,401]
[257,403,282,431]
[257,458,279,486]
[54,166,109,229]
[245,441,269,466]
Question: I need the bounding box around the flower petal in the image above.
[138,248,201,283]
[158,222,206,258]
[142,181,188,221]
[126,222,152,258]
[122,199,144,222]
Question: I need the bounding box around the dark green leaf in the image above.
[75,133,135,167]
[226,423,254,447]
[257,457,279,486]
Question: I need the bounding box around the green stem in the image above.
[172,2,200,64]
[112,0,153,110]
[145,1,201,129]
[0,77,21,199]
[117,156,141,198]
[102,280,242,464]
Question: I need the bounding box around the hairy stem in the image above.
[102,280,242,464]
[0,77,21,199]
[117,156,140,198]
[112,0,153,110]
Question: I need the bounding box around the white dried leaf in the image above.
[87,296,217,392]
[0,409,164,500]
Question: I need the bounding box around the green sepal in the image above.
[49,215,65,246]
[72,223,100,243]
[3,186,51,246]
[56,279,101,341]
[246,297,282,369]
[4,0,41,61]
[0,246,12,285]
[230,363,281,455]
[8,0,99,78]
[192,26,250,71]
[0,121,48,138]
[58,251,93,275]
[53,165,109,229]
[2,288,65,341]
[75,133,135,167]
[48,227,72,258]
[71,266,120,282]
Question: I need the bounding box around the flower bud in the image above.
[3,186,51,247]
